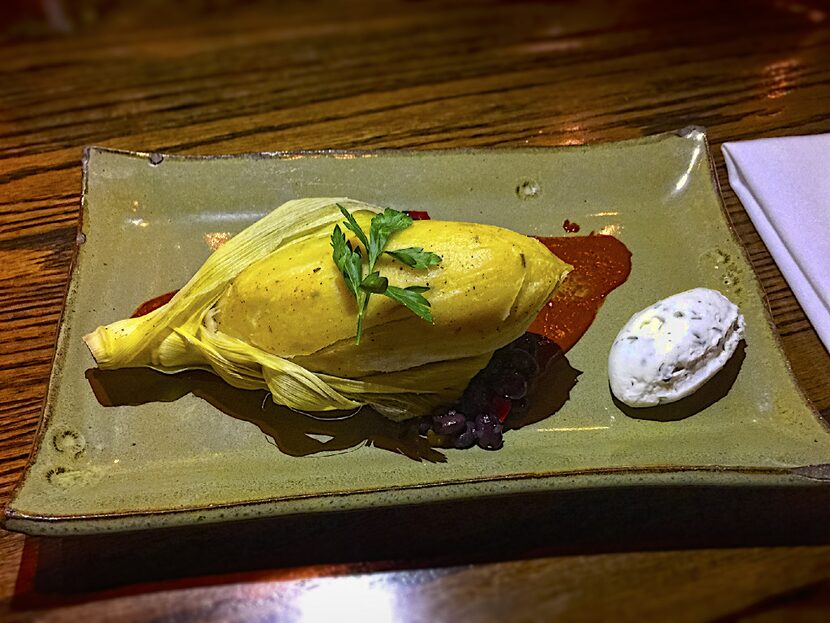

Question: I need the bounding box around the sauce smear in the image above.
[530,235,631,352]
[131,290,178,318]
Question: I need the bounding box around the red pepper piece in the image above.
[406,210,431,220]
[490,395,512,423]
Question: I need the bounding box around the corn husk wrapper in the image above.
[84,198,571,420]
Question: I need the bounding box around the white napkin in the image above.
[722,133,830,352]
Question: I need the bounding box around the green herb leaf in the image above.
[383,285,433,323]
[385,247,442,269]
[360,271,389,294]
[333,206,439,342]
[337,203,370,252]
[330,224,362,300]
[368,209,412,268]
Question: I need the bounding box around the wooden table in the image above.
[2,0,830,620]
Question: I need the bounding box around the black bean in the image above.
[475,412,498,430]
[476,423,504,451]
[510,333,539,356]
[454,422,477,449]
[494,370,527,400]
[535,337,563,371]
[449,333,549,451]
[473,406,505,451]
[460,378,490,415]
[497,348,539,378]
[432,409,467,436]
[481,357,505,383]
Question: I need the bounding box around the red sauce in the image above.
[530,235,631,352]
[131,290,179,318]
[562,219,581,233]
[406,210,431,220]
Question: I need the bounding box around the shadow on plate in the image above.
[86,367,446,463]
[611,341,746,422]
[84,349,580,462]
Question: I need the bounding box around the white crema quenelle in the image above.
[608,288,745,407]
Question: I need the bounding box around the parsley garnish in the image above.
[385,247,443,270]
[330,205,442,344]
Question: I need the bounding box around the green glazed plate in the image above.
[6,129,830,536]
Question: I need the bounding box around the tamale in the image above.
[84,198,571,420]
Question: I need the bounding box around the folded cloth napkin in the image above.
[722,133,830,352]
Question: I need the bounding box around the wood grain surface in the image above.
[2,0,830,620]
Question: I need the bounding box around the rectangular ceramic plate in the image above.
[6,130,830,536]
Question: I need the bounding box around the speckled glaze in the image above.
[5,130,830,536]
